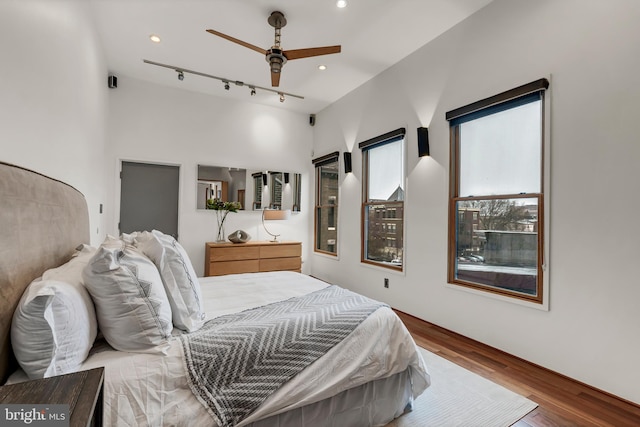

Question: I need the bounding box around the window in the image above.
[359,128,405,270]
[446,79,549,302]
[313,152,340,255]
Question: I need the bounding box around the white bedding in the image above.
[11,271,430,426]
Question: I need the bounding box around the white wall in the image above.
[311,0,640,404]
[106,77,314,276]
[0,0,108,246]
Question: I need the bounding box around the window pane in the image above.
[364,203,403,267]
[368,140,404,201]
[318,163,339,205]
[316,206,337,253]
[459,100,541,197]
[315,160,339,255]
[455,198,538,296]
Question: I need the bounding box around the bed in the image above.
[0,161,430,426]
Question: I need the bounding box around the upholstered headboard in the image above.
[0,162,89,383]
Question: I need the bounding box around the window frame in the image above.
[446,79,549,304]
[359,128,406,272]
[312,152,340,256]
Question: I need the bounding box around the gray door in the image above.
[120,161,179,238]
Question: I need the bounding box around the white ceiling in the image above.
[90,0,493,114]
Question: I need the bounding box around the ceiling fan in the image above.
[206,11,341,88]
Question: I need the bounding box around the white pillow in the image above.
[82,236,173,353]
[12,248,98,379]
[42,244,96,285]
[135,230,205,332]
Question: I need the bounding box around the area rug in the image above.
[387,348,538,427]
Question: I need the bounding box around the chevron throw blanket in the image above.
[180,285,388,427]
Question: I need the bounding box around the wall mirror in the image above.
[197,165,247,209]
[197,165,302,212]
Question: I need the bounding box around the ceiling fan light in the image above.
[270,58,283,73]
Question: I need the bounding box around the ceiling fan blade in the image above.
[283,45,341,60]
[206,29,267,55]
[271,71,281,87]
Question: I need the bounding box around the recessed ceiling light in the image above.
[149,34,161,43]
[318,65,327,71]
[336,0,347,8]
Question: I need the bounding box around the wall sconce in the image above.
[284,172,290,184]
[417,127,430,157]
[343,152,352,174]
[262,209,291,242]
[262,173,268,186]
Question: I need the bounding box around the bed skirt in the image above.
[247,368,414,427]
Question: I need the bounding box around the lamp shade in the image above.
[263,209,291,220]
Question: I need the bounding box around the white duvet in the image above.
[31,272,430,426]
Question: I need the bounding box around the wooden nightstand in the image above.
[205,241,302,276]
[0,367,104,427]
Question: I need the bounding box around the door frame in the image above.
[114,158,183,239]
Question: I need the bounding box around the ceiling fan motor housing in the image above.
[266,48,286,73]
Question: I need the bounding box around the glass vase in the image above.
[215,210,229,243]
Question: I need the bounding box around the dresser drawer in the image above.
[260,257,301,272]
[209,260,260,276]
[210,246,260,262]
[260,244,301,259]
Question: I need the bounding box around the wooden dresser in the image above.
[204,241,302,276]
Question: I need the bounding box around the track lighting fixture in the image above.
[143,59,304,101]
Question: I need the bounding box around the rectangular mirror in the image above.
[248,170,301,212]
[198,165,301,212]
[197,165,247,210]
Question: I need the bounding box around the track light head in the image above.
[250,87,256,96]
[177,71,184,81]
[279,93,285,103]
[224,81,230,90]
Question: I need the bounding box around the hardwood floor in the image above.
[395,310,640,427]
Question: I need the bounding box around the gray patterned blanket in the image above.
[180,285,387,427]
